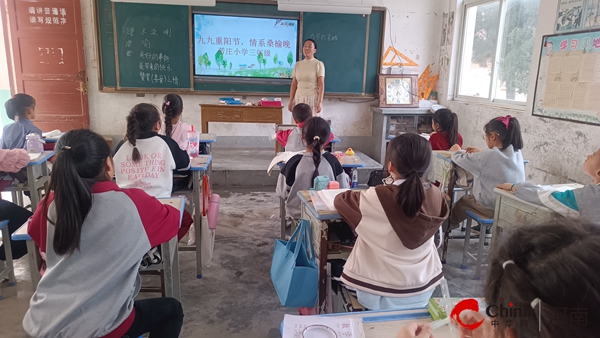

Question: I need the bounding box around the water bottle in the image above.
[352,168,358,188]
[187,125,199,158]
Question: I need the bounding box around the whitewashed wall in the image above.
[80,0,444,145]
[439,0,600,185]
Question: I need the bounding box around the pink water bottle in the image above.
[207,194,220,230]
[187,125,200,158]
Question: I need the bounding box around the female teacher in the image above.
[288,39,325,116]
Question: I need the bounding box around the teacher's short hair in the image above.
[292,103,312,123]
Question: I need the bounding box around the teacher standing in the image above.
[288,39,325,116]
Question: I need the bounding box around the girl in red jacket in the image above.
[429,108,462,151]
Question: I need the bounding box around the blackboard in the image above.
[114,3,191,89]
[95,1,383,95]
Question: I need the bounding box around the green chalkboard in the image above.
[95,1,382,95]
[97,0,116,87]
[114,3,191,89]
[303,13,367,94]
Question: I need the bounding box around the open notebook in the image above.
[310,189,349,211]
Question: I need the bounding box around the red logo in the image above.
[450,299,485,330]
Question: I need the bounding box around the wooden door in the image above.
[2,0,88,131]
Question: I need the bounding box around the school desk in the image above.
[281,307,456,338]
[277,155,365,239]
[178,155,212,279]
[298,190,352,314]
[491,184,582,246]
[200,104,282,134]
[6,151,53,213]
[11,197,186,295]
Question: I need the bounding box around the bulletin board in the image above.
[532,29,600,125]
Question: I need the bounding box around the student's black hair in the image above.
[484,115,523,151]
[433,108,459,147]
[162,93,183,138]
[302,117,330,182]
[5,93,35,120]
[44,129,112,256]
[386,133,432,218]
[292,103,312,123]
[305,38,317,50]
[484,219,600,337]
[126,103,161,163]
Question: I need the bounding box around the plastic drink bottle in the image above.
[187,125,200,158]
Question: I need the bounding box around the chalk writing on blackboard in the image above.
[28,6,67,25]
[308,33,338,41]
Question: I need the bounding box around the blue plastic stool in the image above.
[0,220,17,300]
[461,210,494,280]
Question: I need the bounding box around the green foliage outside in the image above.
[471,0,539,99]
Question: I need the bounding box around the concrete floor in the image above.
[0,187,488,337]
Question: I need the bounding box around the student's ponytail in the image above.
[162,94,183,138]
[484,115,523,151]
[45,129,111,256]
[386,134,432,218]
[4,93,35,120]
[302,117,331,183]
[447,112,459,146]
[126,103,161,162]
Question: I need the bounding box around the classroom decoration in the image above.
[270,219,318,307]
[418,65,439,101]
[96,0,383,95]
[556,0,585,32]
[378,74,419,108]
[381,46,419,67]
[532,29,600,125]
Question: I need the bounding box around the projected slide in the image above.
[194,14,299,79]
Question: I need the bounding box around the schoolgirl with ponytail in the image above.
[113,103,192,241]
[24,129,184,337]
[449,115,525,229]
[429,108,462,150]
[333,133,449,310]
[1,93,42,149]
[276,116,349,220]
[160,94,198,152]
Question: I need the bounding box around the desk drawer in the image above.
[202,110,243,122]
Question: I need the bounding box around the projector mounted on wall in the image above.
[277,0,372,15]
[110,0,216,6]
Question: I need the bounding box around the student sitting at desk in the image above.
[497,148,600,221]
[1,94,42,150]
[276,103,334,152]
[429,108,462,151]
[113,103,192,241]
[24,129,184,338]
[449,115,525,229]
[277,116,348,220]
[334,134,449,310]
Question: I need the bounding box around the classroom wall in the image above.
[80,0,444,155]
[439,0,600,185]
[0,13,13,134]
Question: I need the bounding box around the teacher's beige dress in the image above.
[292,58,325,117]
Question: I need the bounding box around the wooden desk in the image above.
[12,197,186,296]
[200,104,283,133]
[491,184,582,246]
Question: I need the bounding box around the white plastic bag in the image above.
[201,216,215,268]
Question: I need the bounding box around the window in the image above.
[457,0,540,104]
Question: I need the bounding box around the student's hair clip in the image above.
[313,136,320,141]
[497,115,512,130]
[502,260,515,269]
[166,101,171,106]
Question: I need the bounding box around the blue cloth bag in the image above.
[270,219,318,307]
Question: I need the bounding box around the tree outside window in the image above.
[457,0,540,103]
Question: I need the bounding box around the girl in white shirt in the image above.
[160,94,192,152]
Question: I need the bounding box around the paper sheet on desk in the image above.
[282,314,360,338]
[28,153,41,161]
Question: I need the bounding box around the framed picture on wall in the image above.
[378,74,419,108]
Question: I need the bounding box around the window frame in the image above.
[454,0,533,108]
